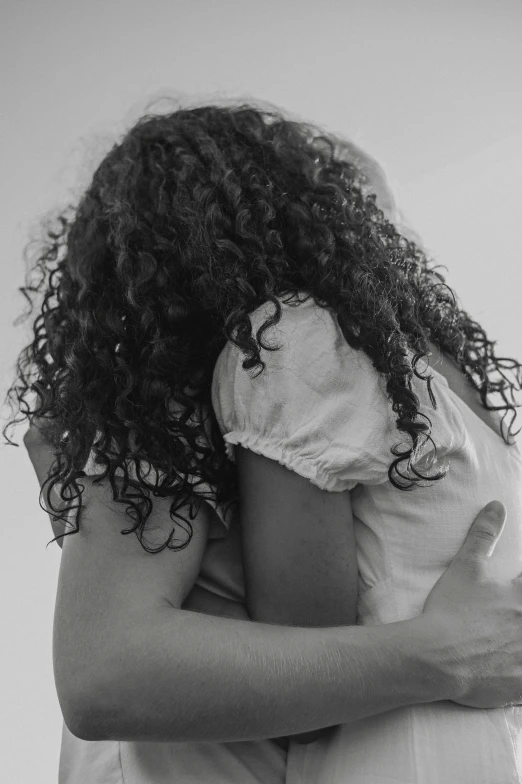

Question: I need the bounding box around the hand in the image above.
[420,500,522,709]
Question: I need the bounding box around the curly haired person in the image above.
[8,100,522,783]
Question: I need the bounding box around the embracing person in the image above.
[7,99,522,783]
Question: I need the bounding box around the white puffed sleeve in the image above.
[211,294,395,492]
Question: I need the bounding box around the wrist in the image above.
[400,614,460,703]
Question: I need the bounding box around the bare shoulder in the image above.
[57,476,212,612]
[53,476,213,729]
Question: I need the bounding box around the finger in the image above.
[454,501,506,565]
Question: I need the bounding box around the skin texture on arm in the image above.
[235,444,359,744]
[25,422,522,743]
[26,422,354,746]
[29,424,342,748]
[51,472,442,743]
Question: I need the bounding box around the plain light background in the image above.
[1,1,521,781]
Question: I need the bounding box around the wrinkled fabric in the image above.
[59,722,287,784]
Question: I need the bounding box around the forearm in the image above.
[182,586,337,746]
[70,606,447,743]
[248,575,358,746]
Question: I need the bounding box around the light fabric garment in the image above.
[58,291,522,782]
[212,293,522,784]
[59,722,286,784]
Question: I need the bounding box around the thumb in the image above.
[454,500,506,565]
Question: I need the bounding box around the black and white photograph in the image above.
[2,1,522,782]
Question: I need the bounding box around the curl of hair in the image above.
[4,98,521,552]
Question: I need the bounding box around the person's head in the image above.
[4,99,520,552]
[336,139,398,221]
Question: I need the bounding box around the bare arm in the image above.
[24,425,522,745]
[236,444,358,744]
[31,430,344,747]
[51,472,442,742]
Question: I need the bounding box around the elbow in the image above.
[62,702,110,742]
[58,682,124,742]
[54,625,147,742]
[56,658,187,743]
[54,624,186,743]
[55,661,128,742]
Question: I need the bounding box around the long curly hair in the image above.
[4,98,521,553]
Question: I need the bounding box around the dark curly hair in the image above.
[4,98,521,553]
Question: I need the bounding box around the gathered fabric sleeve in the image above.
[211,296,395,492]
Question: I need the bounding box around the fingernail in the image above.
[484,500,504,519]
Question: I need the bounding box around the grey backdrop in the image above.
[1,1,521,781]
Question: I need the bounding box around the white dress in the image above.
[211,292,522,784]
[59,291,522,782]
